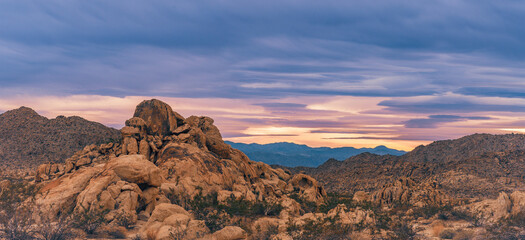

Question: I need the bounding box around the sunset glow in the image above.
[2,1,525,151]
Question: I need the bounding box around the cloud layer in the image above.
[2,1,525,150]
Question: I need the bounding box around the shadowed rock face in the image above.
[133,99,184,136]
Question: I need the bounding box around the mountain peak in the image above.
[1,106,43,119]
[0,106,120,169]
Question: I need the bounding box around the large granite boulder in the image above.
[133,99,184,136]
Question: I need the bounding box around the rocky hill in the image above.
[293,133,525,198]
[226,141,406,167]
[403,133,525,163]
[0,107,121,172]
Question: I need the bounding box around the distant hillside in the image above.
[0,107,121,170]
[291,133,525,198]
[225,141,406,167]
[403,133,525,163]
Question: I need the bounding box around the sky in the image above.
[2,1,525,151]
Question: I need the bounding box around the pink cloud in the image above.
[0,94,522,151]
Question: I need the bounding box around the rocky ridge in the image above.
[295,135,525,199]
[290,134,525,239]
[0,107,121,172]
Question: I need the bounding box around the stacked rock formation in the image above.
[33,99,327,239]
[371,177,448,207]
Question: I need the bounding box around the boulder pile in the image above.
[33,99,329,239]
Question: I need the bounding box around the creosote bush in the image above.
[287,216,352,240]
[289,193,317,213]
[0,181,40,240]
[179,191,284,232]
[72,206,109,235]
[35,213,77,240]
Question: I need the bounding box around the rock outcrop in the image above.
[33,99,327,239]
[371,177,448,207]
[463,190,525,224]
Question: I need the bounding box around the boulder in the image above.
[122,136,139,155]
[148,203,190,223]
[133,99,184,136]
[163,213,191,228]
[510,191,525,215]
[353,191,370,202]
[105,154,163,187]
[289,174,326,203]
[211,226,247,240]
[252,217,285,235]
[121,126,140,137]
[185,220,210,239]
[326,204,375,225]
[0,180,10,195]
[35,165,105,218]
[35,163,64,182]
[126,117,148,136]
[185,116,231,159]
[464,191,512,223]
[139,139,151,159]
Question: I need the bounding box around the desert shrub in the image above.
[169,227,188,240]
[222,197,252,216]
[72,206,109,234]
[353,200,380,211]
[104,226,127,239]
[188,192,219,214]
[286,216,352,240]
[448,208,476,221]
[223,196,283,217]
[388,221,416,240]
[35,213,76,240]
[0,181,40,240]
[486,224,524,240]
[439,229,456,239]
[318,192,354,213]
[186,191,283,231]
[185,192,226,232]
[252,224,279,240]
[452,230,474,240]
[506,210,525,227]
[289,193,317,213]
[390,201,413,214]
[437,212,449,220]
[483,212,525,240]
[374,211,392,230]
[113,211,135,229]
[0,204,35,240]
[411,204,452,219]
[165,188,191,209]
[130,234,144,240]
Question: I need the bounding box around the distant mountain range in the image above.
[225,141,406,167]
